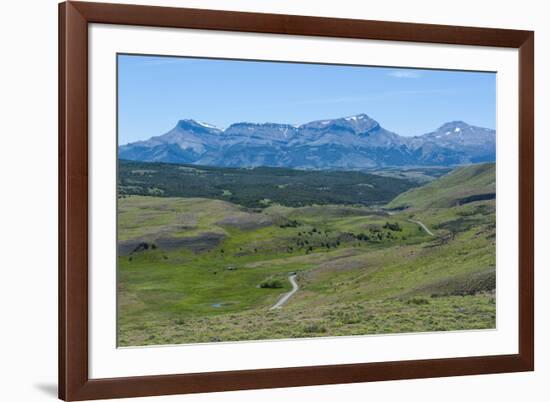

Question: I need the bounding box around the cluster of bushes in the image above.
[383,221,402,231]
[291,227,341,254]
[260,279,284,289]
[352,227,398,242]
[130,242,157,254]
[295,238,309,247]
[279,219,301,228]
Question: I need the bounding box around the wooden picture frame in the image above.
[59,1,534,400]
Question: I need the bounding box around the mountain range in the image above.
[119,114,496,169]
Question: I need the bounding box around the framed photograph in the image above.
[59,1,534,400]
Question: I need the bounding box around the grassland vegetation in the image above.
[387,163,495,209]
[117,162,496,346]
[364,166,453,184]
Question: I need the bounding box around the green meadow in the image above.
[117,162,496,346]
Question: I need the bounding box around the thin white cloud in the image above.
[388,70,421,79]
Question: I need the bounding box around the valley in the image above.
[117,162,496,346]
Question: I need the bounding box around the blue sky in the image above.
[118,54,496,145]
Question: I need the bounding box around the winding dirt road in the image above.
[269,274,299,310]
[268,218,432,310]
[408,219,435,236]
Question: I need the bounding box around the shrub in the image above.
[407,297,430,305]
[340,313,361,325]
[260,279,283,289]
[356,232,369,241]
[131,242,149,253]
[280,219,300,228]
[303,323,327,333]
[383,221,402,231]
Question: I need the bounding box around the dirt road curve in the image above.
[270,274,299,310]
[408,219,435,236]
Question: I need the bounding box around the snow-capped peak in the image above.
[345,114,367,122]
[197,121,219,129]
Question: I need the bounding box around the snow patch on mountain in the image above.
[197,121,219,129]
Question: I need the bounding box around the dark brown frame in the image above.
[59,1,534,400]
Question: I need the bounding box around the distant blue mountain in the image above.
[119,114,496,169]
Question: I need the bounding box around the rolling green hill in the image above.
[386,163,495,209]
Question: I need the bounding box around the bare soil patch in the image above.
[216,213,273,230]
[156,232,225,253]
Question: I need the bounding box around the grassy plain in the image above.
[117,163,496,346]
